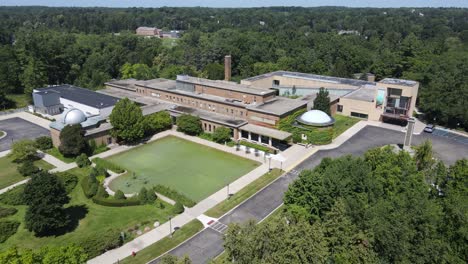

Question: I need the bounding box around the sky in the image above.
[2,0,468,8]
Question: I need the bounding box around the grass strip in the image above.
[119,219,204,264]
[205,168,283,218]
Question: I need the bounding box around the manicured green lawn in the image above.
[332,114,360,139]
[0,167,175,256]
[0,157,55,189]
[108,136,259,202]
[120,219,204,264]
[45,147,76,163]
[205,169,283,218]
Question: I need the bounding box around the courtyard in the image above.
[108,136,260,202]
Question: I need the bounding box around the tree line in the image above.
[0,6,467,129]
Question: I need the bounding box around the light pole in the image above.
[267,154,272,172]
[169,216,172,238]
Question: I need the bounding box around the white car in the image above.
[424,124,435,133]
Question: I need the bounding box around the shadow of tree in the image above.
[43,204,89,237]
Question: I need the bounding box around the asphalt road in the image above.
[149,126,468,264]
[0,117,50,152]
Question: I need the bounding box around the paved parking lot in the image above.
[0,117,50,151]
[430,128,468,145]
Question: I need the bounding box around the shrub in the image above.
[0,186,26,206]
[212,127,232,143]
[75,153,91,168]
[89,165,109,178]
[56,172,78,194]
[176,114,202,135]
[144,111,172,136]
[9,139,38,162]
[35,136,53,151]
[173,201,185,214]
[79,229,123,258]
[91,197,141,207]
[92,158,125,174]
[114,190,126,200]
[239,141,272,153]
[81,175,98,198]
[138,187,156,204]
[0,207,18,218]
[17,160,40,176]
[96,185,109,199]
[0,220,20,243]
[153,185,196,207]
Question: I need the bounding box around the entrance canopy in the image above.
[239,123,291,141]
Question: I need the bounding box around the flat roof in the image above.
[243,71,375,87]
[342,85,376,102]
[240,123,291,140]
[247,97,307,116]
[37,85,120,109]
[176,75,275,96]
[379,78,418,87]
[169,106,247,128]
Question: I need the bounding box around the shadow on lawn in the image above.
[46,204,89,237]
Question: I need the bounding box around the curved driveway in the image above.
[150,126,468,264]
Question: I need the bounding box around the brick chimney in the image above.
[224,55,232,81]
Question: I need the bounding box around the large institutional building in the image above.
[34,56,419,150]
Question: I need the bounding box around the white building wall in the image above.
[60,98,100,117]
[99,106,114,118]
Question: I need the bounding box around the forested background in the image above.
[0,6,467,129]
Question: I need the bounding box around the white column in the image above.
[248,132,251,140]
[269,137,272,146]
[258,134,262,143]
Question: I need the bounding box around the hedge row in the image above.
[92,196,141,207]
[239,140,273,153]
[0,220,20,243]
[92,158,125,174]
[0,207,18,218]
[79,229,123,258]
[153,185,196,207]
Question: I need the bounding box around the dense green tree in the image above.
[59,124,88,157]
[313,87,331,115]
[203,63,224,80]
[0,245,87,264]
[75,153,91,168]
[109,98,145,143]
[23,171,70,236]
[17,160,40,176]
[9,139,37,162]
[212,127,232,143]
[34,136,53,151]
[0,91,15,110]
[414,140,434,171]
[143,111,172,136]
[176,114,202,135]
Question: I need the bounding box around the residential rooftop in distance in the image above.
[36,85,120,109]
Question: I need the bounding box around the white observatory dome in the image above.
[296,110,335,127]
[62,108,87,125]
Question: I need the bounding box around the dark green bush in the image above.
[114,190,126,200]
[17,160,40,176]
[79,229,123,258]
[0,207,18,218]
[81,175,98,198]
[173,201,185,214]
[91,197,141,207]
[92,158,125,174]
[35,136,53,151]
[75,153,91,168]
[0,220,20,243]
[0,186,25,206]
[176,114,202,135]
[138,187,156,204]
[56,172,78,193]
[153,185,196,207]
[96,185,109,199]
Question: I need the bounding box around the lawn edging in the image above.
[205,168,283,218]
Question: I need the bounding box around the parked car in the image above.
[424,124,435,133]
